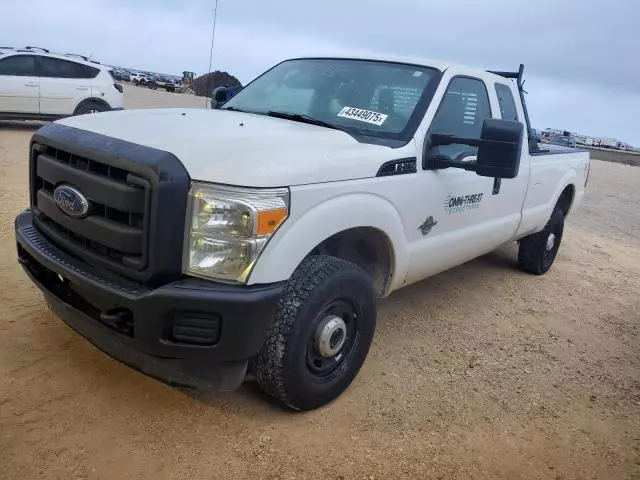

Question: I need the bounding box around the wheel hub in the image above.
[315,315,347,358]
[546,233,556,252]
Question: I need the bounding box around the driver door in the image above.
[404,75,525,284]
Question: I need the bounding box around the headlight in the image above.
[183,183,289,282]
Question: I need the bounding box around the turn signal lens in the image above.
[257,208,288,236]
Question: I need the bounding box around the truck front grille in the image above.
[31,144,150,271]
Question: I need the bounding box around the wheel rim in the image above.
[305,299,360,380]
[545,233,556,252]
[542,222,562,268]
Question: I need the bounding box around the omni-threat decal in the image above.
[444,192,484,214]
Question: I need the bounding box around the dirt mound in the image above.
[190,71,242,98]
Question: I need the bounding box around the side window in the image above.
[429,76,492,161]
[495,83,519,121]
[39,57,99,79]
[0,55,36,76]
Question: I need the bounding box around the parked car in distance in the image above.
[111,69,131,82]
[15,56,589,411]
[131,73,150,85]
[148,75,179,92]
[547,135,576,148]
[0,49,123,120]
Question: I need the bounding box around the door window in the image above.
[429,76,492,161]
[0,55,37,76]
[495,83,519,121]
[39,57,99,79]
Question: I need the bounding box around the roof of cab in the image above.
[288,53,515,83]
[290,52,452,71]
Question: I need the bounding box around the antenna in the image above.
[205,0,219,108]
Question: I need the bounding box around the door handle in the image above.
[24,82,38,87]
[76,86,89,91]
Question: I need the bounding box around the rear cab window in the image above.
[495,83,519,121]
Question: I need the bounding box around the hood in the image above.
[57,109,415,187]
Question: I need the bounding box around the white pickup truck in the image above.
[15,55,589,410]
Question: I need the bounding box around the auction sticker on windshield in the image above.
[337,107,388,126]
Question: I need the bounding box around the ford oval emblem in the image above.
[53,184,90,218]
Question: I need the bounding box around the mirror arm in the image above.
[431,155,478,172]
[431,134,514,150]
[430,134,484,148]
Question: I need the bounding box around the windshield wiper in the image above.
[221,106,246,113]
[266,111,344,131]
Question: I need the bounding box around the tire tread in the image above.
[254,255,368,409]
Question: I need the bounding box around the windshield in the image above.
[223,58,439,140]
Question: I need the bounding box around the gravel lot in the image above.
[1,85,638,479]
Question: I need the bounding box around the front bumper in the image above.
[15,210,283,391]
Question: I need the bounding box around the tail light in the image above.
[114,83,123,93]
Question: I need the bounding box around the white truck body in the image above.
[16,54,589,410]
[58,57,588,294]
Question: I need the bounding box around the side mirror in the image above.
[211,86,228,109]
[211,86,241,109]
[429,119,524,179]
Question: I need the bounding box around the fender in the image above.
[248,192,408,294]
[516,166,579,239]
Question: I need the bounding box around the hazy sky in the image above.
[2,0,638,144]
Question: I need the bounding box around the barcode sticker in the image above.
[337,106,388,126]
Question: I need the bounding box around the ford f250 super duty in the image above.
[15,55,589,410]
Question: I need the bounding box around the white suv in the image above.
[0,49,123,120]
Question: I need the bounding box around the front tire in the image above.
[518,205,565,275]
[254,255,376,411]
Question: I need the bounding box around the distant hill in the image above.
[191,71,242,97]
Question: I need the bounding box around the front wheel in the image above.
[254,255,376,411]
[518,205,565,275]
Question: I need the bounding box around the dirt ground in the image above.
[0,86,639,480]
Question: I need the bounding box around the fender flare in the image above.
[517,167,579,239]
[550,169,578,213]
[248,192,409,293]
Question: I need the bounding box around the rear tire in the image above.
[254,255,376,411]
[75,101,107,115]
[518,205,565,275]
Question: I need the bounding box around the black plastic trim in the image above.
[30,123,190,284]
[36,191,143,253]
[0,112,64,121]
[15,210,284,391]
[376,157,417,177]
[37,154,146,212]
[530,147,585,156]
